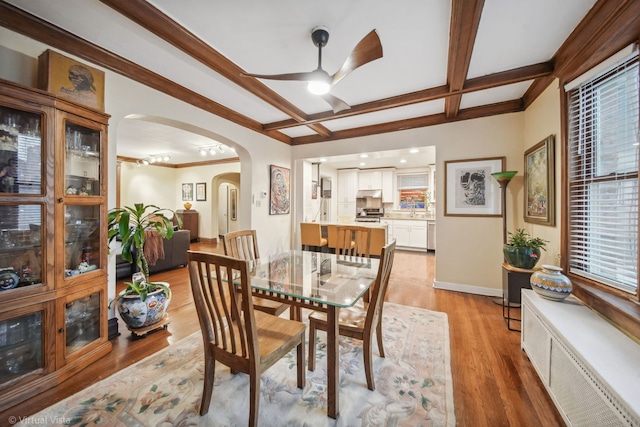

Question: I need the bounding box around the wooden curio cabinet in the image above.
[0,79,111,411]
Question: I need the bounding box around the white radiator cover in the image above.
[521,289,640,427]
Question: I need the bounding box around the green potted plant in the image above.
[503,228,548,269]
[107,203,182,329]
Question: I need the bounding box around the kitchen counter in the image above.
[382,216,434,221]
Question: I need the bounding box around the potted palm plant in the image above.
[107,203,182,329]
[503,228,548,269]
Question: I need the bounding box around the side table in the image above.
[174,209,199,242]
[501,263,535,331]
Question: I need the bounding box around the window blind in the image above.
[397,173,428,189]
[567,53,639,294]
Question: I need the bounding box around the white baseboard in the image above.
[434,280,502,297]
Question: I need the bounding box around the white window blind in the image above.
[567,51,639,294]
[397,173,428,189]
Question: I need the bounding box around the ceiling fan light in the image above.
[308,80,331,95]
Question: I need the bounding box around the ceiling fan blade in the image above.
[331,30,383,86]
[321,93,351,113]
[241,71,316,82]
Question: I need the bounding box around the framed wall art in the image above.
[195,182,206,201]
[524,135,555,226]
[269,165,290,215]
[38,50,105,111]
[230,188,237,221]
[312,180,318,199]
[181,183,193,201]
[444,156,505,217]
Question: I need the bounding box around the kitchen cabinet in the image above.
[337,169,358,218]
[358,170,382,190]
[381,168,395,203]
[427,221,436,251]
[0,79,111,412]
[393,219,427,250]
[380,218,394,242]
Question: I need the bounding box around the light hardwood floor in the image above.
[0,241,564,426]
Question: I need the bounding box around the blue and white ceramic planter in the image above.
[530,265,572,301]
[117,285,170,328]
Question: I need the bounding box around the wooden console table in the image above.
[174,209,199,242]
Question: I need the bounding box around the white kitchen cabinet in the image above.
[427,221,436,251]
[337,169,358,203]
[381,168,395,203]
[393,219,427,250]
[380,218,394,241]
[358,170,382,190]
[337,202,356,218]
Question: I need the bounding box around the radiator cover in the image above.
[521,289,640,427]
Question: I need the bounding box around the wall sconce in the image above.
[136,154,171,167]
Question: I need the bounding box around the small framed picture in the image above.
[230,188,237,221]
[444,157,505,217]
[524,135,555,226]
[182,183,193,201]
[196,182,206,201]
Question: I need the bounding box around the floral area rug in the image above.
[22,302,454,427]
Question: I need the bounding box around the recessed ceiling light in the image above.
[319,158,327,162]
[360,162,366,166]
[360,154,369,158]
[400,159,407,163]
[410,148,419,154]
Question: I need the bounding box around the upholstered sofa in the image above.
[115,229,191,280]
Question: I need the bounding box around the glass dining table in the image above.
[247,249,380,419]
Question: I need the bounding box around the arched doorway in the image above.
[210,172,240,240]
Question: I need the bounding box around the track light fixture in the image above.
[136,154,171,167]
[197,144,226,156]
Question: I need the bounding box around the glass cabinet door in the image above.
[0,106,43,196]
[64,123,101,197]
[64,204,101,278]
[0,311,44,385]
[0,204,43,291]
[64,290,101,356]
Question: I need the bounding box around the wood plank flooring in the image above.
[0,241,564,426]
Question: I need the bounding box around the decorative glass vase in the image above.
[503,245,541,269]
[530,265,573,301]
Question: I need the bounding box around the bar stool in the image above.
[300,222,328,252]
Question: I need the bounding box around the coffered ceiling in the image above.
[1,0,638,166]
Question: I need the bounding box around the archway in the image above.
[210,172,240,240]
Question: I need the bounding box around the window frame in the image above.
[561,51,640,340]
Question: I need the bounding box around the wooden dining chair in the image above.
[335,225,372,258]
[307,240,396,391]
[300,222,328,252]
[222,230,291,318]
[326,224,339,253]
[187,250,306,425]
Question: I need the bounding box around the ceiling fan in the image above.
[242,26,383,113]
